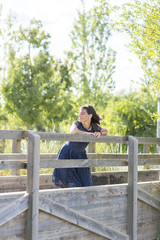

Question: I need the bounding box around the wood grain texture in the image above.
[37,132,128,143]
[128,136,138,240]
[0,170,159,193]
[138,187,160,210]
[0,130,27,139]
[26,131,40,240]
[0,193,28,226]
[39,194,129,240]
[0,182,159,240]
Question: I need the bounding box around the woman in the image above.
[52,104,108,188]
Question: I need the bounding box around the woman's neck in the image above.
[82,121,91,130]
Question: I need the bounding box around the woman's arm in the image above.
[92,127,108,139]
[100,127,108,136]
[70,123,108,139]
[70,123,93,135]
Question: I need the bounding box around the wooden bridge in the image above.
[0,130,159,240]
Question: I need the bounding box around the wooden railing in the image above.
[0,130,160,240]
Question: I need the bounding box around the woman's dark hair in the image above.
[80,104,102,132]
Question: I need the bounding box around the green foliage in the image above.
[67,0,116,108]
[0,1,158,149]
[114,0,160,88]
[1,18,75,130]
[103,88,157,152]
[104,88,157,137]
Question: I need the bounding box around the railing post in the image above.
[26,131,40,240]
[12,139,21,175]
[88,142,96,172]
[127,136,138,240]
[143,144,150,153]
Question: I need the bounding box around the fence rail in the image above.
[0,153,160,170]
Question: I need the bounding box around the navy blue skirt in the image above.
[52,142,92,188]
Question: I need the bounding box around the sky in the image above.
[0,0,144,93]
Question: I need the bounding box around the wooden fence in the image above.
[0,130,160,240]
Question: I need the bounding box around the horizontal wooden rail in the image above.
[0,130,27,140]
[0,130,160,145]
[0,153,160,170]
[0,153,159,161]
[136,137,160,145]
[37,132,128,143]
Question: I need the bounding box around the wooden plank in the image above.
[0,160,26,170]
[143,144,150,153]
[38,132,128,143]
[136,136,160,144]
[39,194,129,240]
[0,182,158,239]
[138,187,160,211]
[40,159,128,168]
[127,136,138,240]
[26,131,40,240]
[0,153,27,160]
[0,193,28,226]
[0,130,27,139]
[1,171,158,193]
[0,153,159,170]
[0,130,159,145]
[0,152,159,160]
[0,159,127,170]
[12,139,21,175]
[88,142,96,172]
[138,181,160,200]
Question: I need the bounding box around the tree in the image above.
[114,0,160,89]
[104,88,157,137]
[1,18,74,130]
[67,0,116,109]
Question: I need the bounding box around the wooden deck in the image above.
[0,130,159,240]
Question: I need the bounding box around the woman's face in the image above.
[78,108,92,123]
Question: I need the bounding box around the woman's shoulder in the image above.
[73,120,81,125]
[72,120,84,130]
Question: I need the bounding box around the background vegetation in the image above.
[0,0,159,155]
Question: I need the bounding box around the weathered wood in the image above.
[0,130,27,139]
[138,187,160,211]
[0,153,27,160]
[0,170,158,193]
[39,194,129,240]
[0,130,159,144]
[26,131,40,240]
[0,193,28,226]
[0,154,159,170]
[127,136,138,240]
[92,170,159,185]
[88,142,96,153]
[40,159,128,168]
[0,130,160,240]
[0,152,159,161]
[88,142,96,172]
[0,182,159,240]
[38,132,128,143]
[12,139,21,175]
[136,136,160,144]
[0,160,26,170]
[143,144,150,153]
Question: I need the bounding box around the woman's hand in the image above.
[92,132,101,139]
